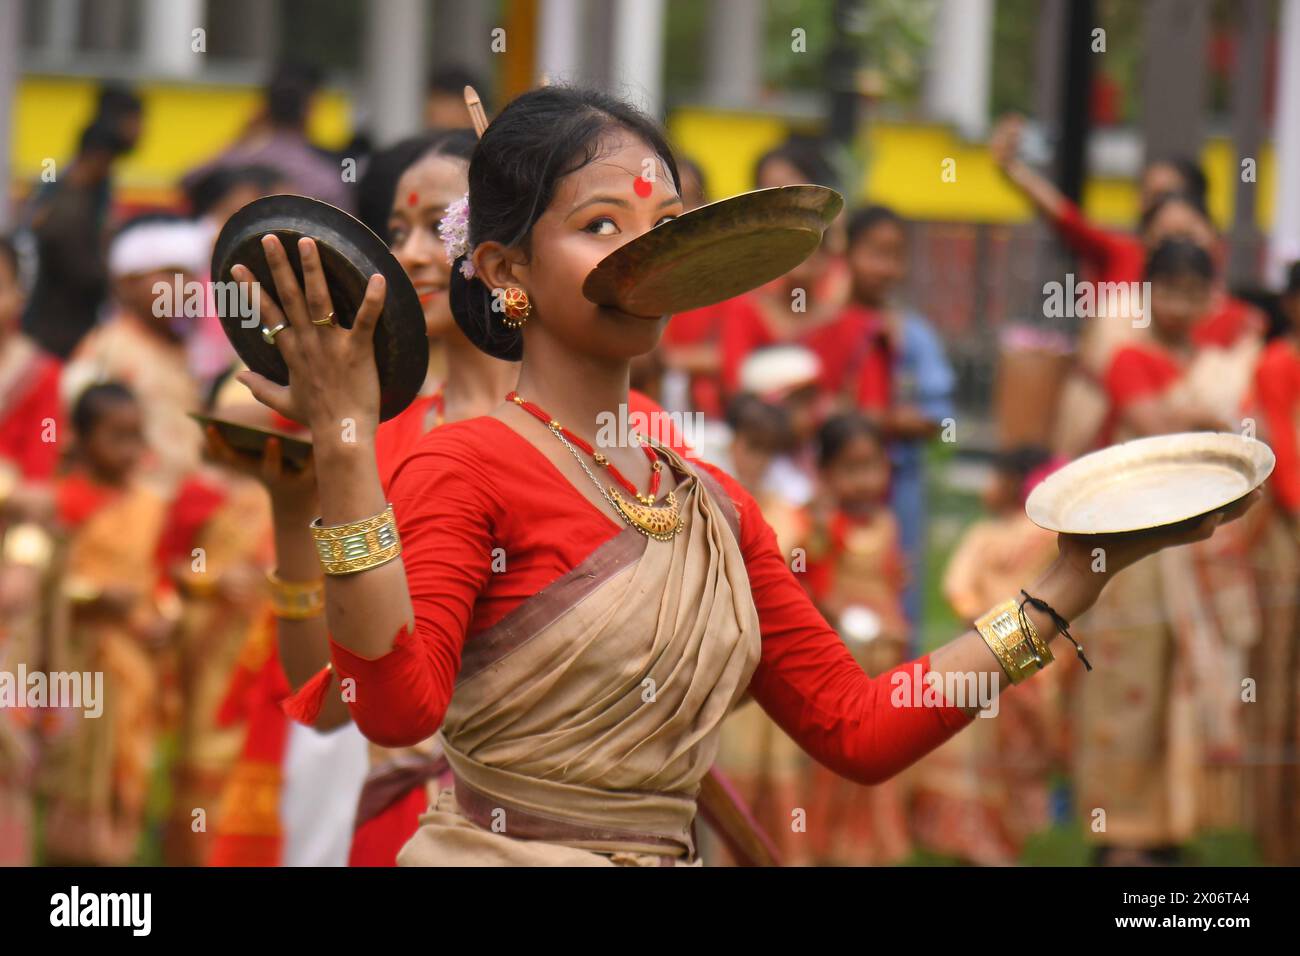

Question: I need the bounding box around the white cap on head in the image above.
[108,218,210,279]
[739,344,822,401]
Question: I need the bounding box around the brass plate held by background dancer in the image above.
[582,185,843,317]
[1025,432,1274,535]
[211,195,427,422]
[189,412,314,472]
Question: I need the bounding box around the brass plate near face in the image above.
[582,185,843,317]
[190,412,313,471]
[1025,432,1274,535]
[210,195,427,422]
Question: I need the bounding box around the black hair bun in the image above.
[449,256,523,361]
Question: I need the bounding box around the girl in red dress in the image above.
[796,413,913,865]
[233,87,1254,866]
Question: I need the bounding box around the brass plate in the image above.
[210,194,427,422]
[189,412,313,471]
[1025,432,1274,535]
[582,185,843,317]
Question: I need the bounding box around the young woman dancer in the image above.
[234,87,1254,866]
[208,129,517,865]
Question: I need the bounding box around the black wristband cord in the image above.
[1018,589,1093,672]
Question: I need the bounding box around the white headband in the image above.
[108,221,209,279]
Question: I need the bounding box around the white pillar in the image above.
[610,0,666,118]
[142,0,207,78]
[1270,0,1300,284]
[434,0,493,81]
[43,0,79,60]
[537,0,585,85]
[924,0,994,139]
[0,0,21,232]
[705,0,763,107]
[363,0,427,146]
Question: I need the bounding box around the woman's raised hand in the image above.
[232,235,387,447]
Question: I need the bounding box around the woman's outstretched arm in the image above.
[708,459,1257,785]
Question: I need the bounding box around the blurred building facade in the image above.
[2,0,1298,412]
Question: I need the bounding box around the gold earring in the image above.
[501,287,531,329]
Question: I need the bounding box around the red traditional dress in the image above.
[719,294,892,412]
[215,389,690,866]
[0,336,62,481]
[351,387,694,864]
[290,414,974,865]
[1046,202,1261,455]
[661,302,727,420]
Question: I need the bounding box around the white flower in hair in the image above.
[438,193,476,279]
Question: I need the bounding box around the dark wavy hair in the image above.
[1145,237,1214,283]
[815,411,885,470]
[71,381,136,436]
[449,86,679,360]
[845,204,905,249]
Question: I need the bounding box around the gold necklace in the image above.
[550,425,684,541]
[509,392,684,541]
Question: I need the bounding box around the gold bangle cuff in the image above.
[267,571,325,619]
[975,599,1053,684]
[309,504,402,576]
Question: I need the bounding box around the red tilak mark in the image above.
[633,176,653,198]
[406,191,419,208]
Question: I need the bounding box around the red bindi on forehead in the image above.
[406,191,419,208]
[633,176,653,199]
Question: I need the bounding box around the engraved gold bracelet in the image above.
[310,504,402,576]
[267,571,326,619]
[975,599,1053,684]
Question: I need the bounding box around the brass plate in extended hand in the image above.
[1025,432,1274,535]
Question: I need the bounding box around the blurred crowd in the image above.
[0,61,1297,868]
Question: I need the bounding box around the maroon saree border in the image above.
[456,527,648,684]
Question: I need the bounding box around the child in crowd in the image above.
[794,412,911,865]
[832,204,955,643]
[39,382,174,864]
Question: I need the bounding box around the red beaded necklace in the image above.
[507,390,663,505]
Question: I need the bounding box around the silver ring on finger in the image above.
[262,322,288,345]
[312,310,336,327]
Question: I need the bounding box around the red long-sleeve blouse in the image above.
[1255,338,1300,515]
[323,416,973,785]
